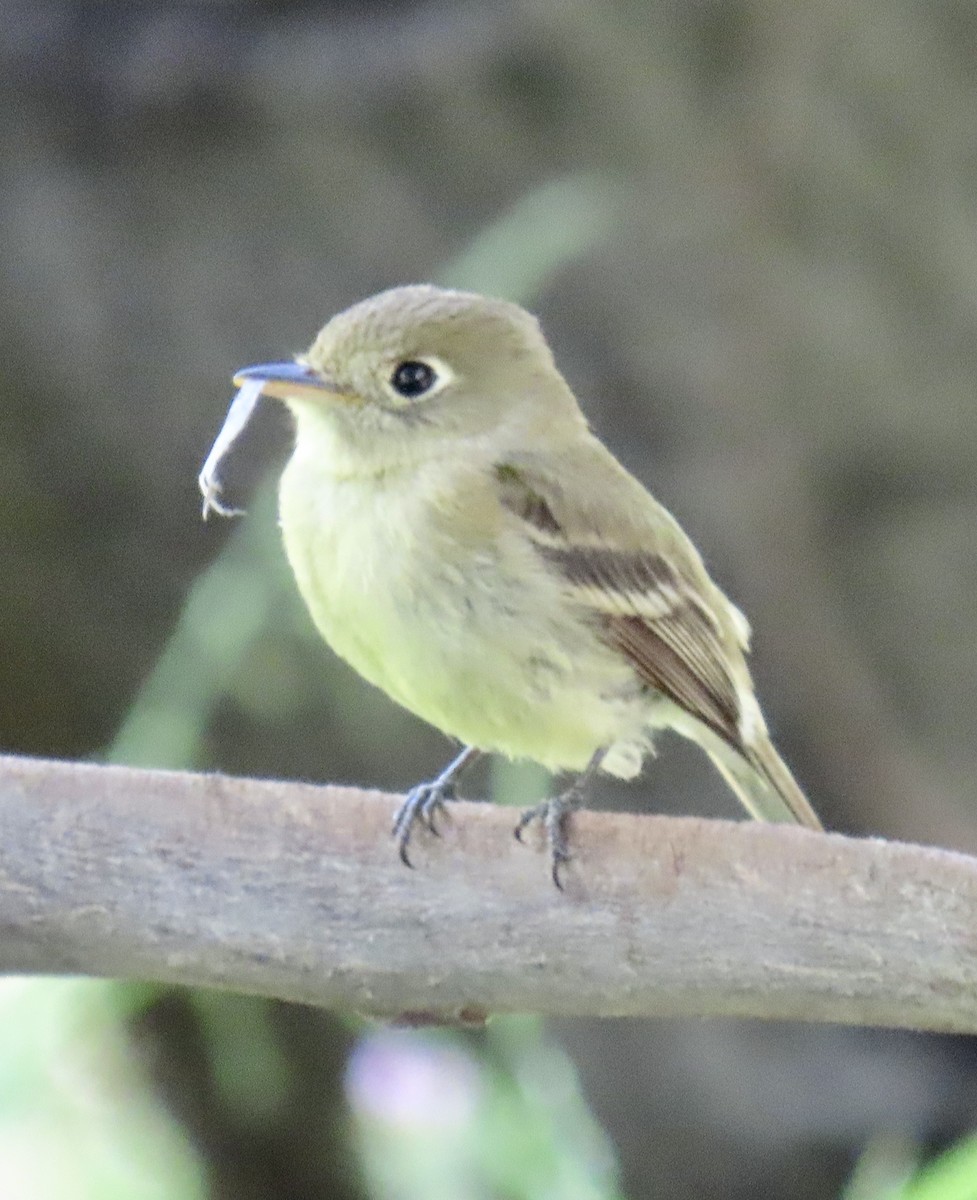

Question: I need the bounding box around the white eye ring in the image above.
[385,355,455,402]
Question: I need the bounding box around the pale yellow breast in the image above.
[277,447,642,770]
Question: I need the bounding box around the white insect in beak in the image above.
[198,377,265,520]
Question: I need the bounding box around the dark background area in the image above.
[3,2,977,1197]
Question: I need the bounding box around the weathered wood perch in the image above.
[0,752,974,1031]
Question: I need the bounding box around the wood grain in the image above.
[0,753,974,1030]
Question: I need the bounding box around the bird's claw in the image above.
[514,792,579,890]
[392,781,456,867]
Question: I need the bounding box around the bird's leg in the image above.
[392,746,481,868]
[514,747,608,889]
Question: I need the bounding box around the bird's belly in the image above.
[278,463,640,771]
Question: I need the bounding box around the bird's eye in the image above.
[390,360,437,399]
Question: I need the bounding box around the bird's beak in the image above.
[232,361,353,403]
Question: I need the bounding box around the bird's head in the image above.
[233,285,585,472]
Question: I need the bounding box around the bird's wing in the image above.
[493,448,750,750]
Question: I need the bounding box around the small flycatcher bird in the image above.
[200,285,822,886]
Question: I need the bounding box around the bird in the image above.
[200,284,822,887]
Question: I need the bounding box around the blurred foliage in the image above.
[846,1131,977,1200]
[0,979,204,1200]
[897,1135,977,1200]
[349,1019,623,1199]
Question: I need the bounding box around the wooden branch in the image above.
[1,752,975,1031]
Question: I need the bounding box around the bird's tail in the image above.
[707,734,823,830]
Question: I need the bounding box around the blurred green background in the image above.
[3,1,977,1197]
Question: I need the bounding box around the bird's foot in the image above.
[392,778,457,868]
[390,747,480,870]
[514,788,583,890]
